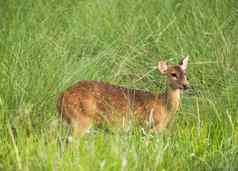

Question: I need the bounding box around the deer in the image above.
[57,56,189,136]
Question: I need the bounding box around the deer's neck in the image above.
[161,88,181,114]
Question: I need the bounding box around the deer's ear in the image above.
[158,61,168,74]
[179,56,189,70]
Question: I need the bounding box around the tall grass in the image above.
[0,0,238,170]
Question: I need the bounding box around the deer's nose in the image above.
[182,84,189,90]
[181,80,190,90]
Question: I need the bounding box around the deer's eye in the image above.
[171,73,177,78]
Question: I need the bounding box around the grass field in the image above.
[0,0,238,170]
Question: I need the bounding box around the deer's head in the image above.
[158,56,189,90]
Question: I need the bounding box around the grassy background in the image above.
[0,0,238,170]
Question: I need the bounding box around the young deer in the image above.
[57,56,189,136]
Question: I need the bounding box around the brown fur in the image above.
[57,57,189,135]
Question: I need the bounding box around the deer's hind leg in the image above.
[64,105,93,139]
[71,114,92,137]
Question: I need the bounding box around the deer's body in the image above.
[57,57,189,135]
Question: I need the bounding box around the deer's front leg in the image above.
[151,122,167,134]
[151,110,171,134]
